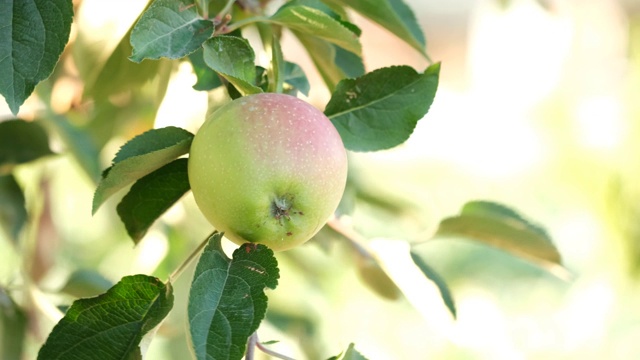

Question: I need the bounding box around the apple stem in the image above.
[247,332,296,360]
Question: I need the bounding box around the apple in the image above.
[188,93,348,251]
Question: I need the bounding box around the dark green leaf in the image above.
[92,126,194,214]
[188,233,279,360]
[189,48,223,91]
[85,29,162,99]
[0,175,27,245]
[0,0,73,114]
[0,119,54,174]
[202,36,263,95]
[329,0,425,54]
[435,200,563,269]
[325,63,440,151]
[129,0,214,63]
[409,251,456,318]
[38,275,174,360]
[334,46,365,78]
[60,269,114,299]
[282,61,310,96]
[270,5,361,55]
[0,287,27,360]
[117,158,190,243]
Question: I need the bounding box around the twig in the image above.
[246,332,258,360]
[167,232,214,283]
[325,215,374,260]
[253,333,296,360]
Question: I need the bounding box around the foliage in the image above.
[0,0,566,359]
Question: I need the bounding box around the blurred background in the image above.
[2,0,640,358]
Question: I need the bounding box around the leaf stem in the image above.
[219,16,269,34]
[167,232,214,283]
[326,215,374,260]
[249,332,296,360]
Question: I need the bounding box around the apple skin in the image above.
[188,93,348,251]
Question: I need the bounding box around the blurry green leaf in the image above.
[325,63,440,151]
[117,158,190,243]
[202,36,263,95]
[334,46,365,79]
[293,33,347,91]
[60,269,114,298]
[189,48,223,91]
[46,114,102,183]
[342,343,368,360]
[0,119,54,173]
[282,61,310,96]
[261,340,280,345]
[0,175,27,244]
[271,35,285,93]
[38,275,173,360]
[329,0,425,55]
[129,0,214,63]
[0,287,27,360]
[85,30,162,99]
[92,126,194,214]
[435,200,562,268]
[0,0,73,114]
[356,257,401,300]
[409,251,456,318]
[270,5,361,56]
[188,233,279,360]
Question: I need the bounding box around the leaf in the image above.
[342,343,368,360]
[117,158,190,243]
[325,63,440,152]
[189,48,223,91]
[0,119,54,174]
[0,287,27,360]
[0,175,27,245]
[85,29,163,99]
[356,257,401,300]
[0,0,73,114]
[92,126,194,214]
[271,34,285,93]
[270,5,361,56]
[435,200,563,269]
[129,0,214,63]
[60,269,114,299]
[282,61,310,96]
[202,36,263,96]
[38,275,174,360]
[329,0,425,55]
[188,234,279,360]
[292,33,348,91]
[409,251,457,318]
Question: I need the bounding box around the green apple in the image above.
[188,93,348,251]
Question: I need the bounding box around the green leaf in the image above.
[0,0,73,114]
[85,29,163,99]
[92,126,194,214]
[189,48,223,91]
[342,343,368,360]
[282,61,310,96]
[0,175,27,245]
[271,34,285,93]
[38,275,174,360]
[293,33,347,91]
[202,36,263,96]
[409,251,456,318]
[129,0,214,63]
[117,158,190,243]
[356,257,401,300]
[329,0,425,55]
[188,233,279,360]
[45,114,102,183]
[334,46,365,79]
[0,288,27,360]
[270,5,361,56]
[435,200,563,269]
[0,119,54,174]
[60,269,114,299]
[325,63,440,151]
